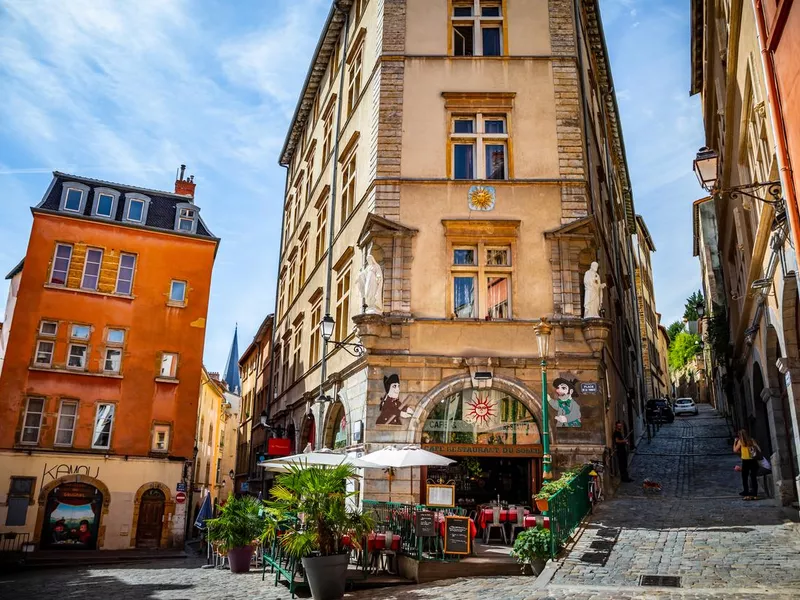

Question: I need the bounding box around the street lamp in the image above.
[259,409,269,428]
[696,303,705,318]
[318,313,366,358]
[229,469,235,480]
[693,147,782,205]
[534,317,553,489]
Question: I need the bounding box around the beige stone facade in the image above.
[691,0,800,505]
[269,0,646,505]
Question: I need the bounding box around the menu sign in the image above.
[416,511,436,537]
[426,484,455,507]
[443,516,471,555]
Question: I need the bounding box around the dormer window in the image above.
[174,202,199,234]
[58,182,90,214]
[123,193,151,224]
[128,200,145,222]
[65,189,83,212]
[178,208,195,231]
[91,187,121,219]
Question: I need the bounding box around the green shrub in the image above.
[510,526,552,569]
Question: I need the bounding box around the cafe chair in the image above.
[484,505,507,545]
[510,506,526,543]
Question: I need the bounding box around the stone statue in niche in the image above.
[357,254,384,314]
[583,261,606,318]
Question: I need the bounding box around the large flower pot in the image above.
[531,557,548,576]
[302,553,349,600]
[227,545,254,573]
[535,498,549,513]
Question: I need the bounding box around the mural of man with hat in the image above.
[376,373,413,425]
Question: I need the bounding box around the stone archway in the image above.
[129,482,175,549]
[299,412,315,451]
[35,474,111,549]
[406,373,544,445]
[322,401,347,449]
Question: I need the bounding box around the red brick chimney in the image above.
[174,164,196,197]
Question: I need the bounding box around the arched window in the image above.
[422,388,540,445]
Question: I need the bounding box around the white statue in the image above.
[583,261,606,318]
[356,254,383,314]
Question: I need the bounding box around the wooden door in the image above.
[135,489,165,548]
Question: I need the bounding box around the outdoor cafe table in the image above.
[476,507,530,530]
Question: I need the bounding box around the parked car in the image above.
[645,398,675,423]
[673,397,699,416]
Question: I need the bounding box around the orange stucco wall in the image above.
[0,211,217,459]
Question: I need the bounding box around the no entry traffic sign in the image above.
[175,491,187,504]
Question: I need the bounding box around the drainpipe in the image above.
[317,2,351,448]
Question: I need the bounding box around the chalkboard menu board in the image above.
[415,511,436,537]
[443,516,471,555]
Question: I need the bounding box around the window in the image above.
[305,155,315,206]
[107,328,125,345]
[340,153,357,227]
[299,235,309,286]
[329,34,342,89]
[288,259,297,302]
[64,188,84,212]
[177,207,196,232]
[92,403,115,449]
[347,46,363,117]
[104,348,122,373]
[81,248,103,290]
[322,107,335,158]
[278,273,286,319]
[127,199,145,222]
[273,346,282,395]
[310,300,322,365]
[452,1,503,57]
[282,339,291,387]
[316,203,328,263]
[115,253,136,295]
[34,340,55,366]
[450,114,508,180]
[67,344,88,369]
[451,244,512,319]
[96,194,114,217]
[335,265,351,341]
[55,400,78,446]
[5,477,35,527]
[293,325,303,381]
[160,352,178,378]
[152,424,171,452]
[170,280,187,304]
[71,324,90,340]
[293,176,304,221]
[50,244,73,285]
[21,397,45,444]
[40,321,58,336]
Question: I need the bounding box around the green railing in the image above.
[362,500,467,561]
[548,464,592,558]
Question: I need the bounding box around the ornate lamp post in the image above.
[534,318,553,489]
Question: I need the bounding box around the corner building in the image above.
[0,171,218,550]
[270,0,645,506]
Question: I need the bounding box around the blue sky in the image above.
[0,0,704,371]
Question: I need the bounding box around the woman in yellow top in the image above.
[733,429,760,500]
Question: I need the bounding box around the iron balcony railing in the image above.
[548,464,592,558]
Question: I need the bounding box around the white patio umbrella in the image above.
[360,445,455,502]
[258,446,378,472]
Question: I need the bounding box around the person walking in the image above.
[614,421,634,483]
[733,429,760,500]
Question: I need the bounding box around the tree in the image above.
[667,320,685,343]
[683,290,705,321]
[668,331,702,371]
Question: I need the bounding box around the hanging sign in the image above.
[268,438,292,456]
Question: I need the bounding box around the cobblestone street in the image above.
[2,405,799,599]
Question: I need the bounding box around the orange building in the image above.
[0,169,218,551]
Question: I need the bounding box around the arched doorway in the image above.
[300,413,315,451]
[751,363,774,459]
[40,482,104,550]
[135,488,166,548]
[418,384,542,509]
[324,402,347,449]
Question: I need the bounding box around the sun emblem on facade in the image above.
[468,185,496,211]
[465,393,497,427]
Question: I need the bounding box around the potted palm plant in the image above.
[510,526,552,575]
[267,463,374,600]
[205,493,265,573]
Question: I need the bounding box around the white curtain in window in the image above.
[93,404,115,447]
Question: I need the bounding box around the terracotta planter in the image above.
[227,545,254,573]
[535,498,549,513]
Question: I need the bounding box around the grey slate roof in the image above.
[36,172,217,239]
[5,258,24,280]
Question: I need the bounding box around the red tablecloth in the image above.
[366,533,401,553]
[477,508,530,529]
[523,515,550,529]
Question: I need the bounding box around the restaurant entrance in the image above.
[419,387,543,510]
